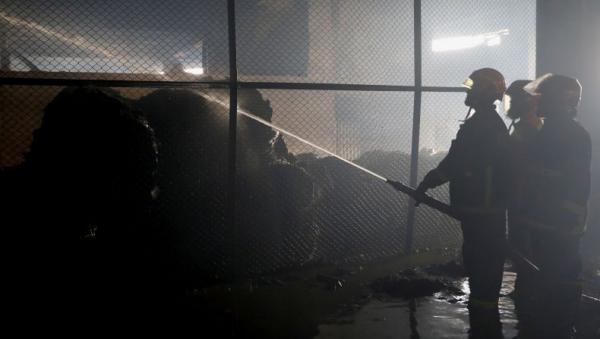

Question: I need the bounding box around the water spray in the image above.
[198,92,386,180]
[196,91,458,219]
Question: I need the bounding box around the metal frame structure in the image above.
[406,0,423,254]
[0,0,470,269]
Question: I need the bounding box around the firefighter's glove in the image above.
[414,182,429,207]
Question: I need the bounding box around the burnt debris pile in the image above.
[370,263,466,299]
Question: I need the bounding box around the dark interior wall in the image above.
[537,0,600,257]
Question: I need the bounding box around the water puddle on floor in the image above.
[315,272,518,339]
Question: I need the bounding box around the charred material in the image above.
[138,88,316,280]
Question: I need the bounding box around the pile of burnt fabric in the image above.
[295,149,453,263]
[371,267,464,299]
[294,151,411,263]
[424,259,465,278]
[138,88,316,280]
[4,87,161,322]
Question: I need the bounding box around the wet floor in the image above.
[192,257,598,338]
[315,272,518,339]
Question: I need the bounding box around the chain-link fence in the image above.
[0,0,537,279]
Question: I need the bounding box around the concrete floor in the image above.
[193,254,599,338]
[316,272,518,339]
[315,270,600,339]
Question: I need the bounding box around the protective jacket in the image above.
[421,106,511,216]
[524,116,591,234]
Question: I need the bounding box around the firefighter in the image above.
[504,80,542,294]
[521,74,590,339]
[415,68,510,338]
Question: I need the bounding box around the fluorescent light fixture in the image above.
[432,29,509,52]
[183,67,204,75]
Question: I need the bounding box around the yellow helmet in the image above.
[462,68,506,102]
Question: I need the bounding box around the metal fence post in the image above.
[405,0,422,254]
[0,23,9,71]
[226,0,238,280]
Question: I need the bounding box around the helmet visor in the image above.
[462,77,474,90]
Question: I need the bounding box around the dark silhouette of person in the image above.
[415,68,510,338]
[6,86,159,324]
[519,74,591,339]
[503,79,542,324]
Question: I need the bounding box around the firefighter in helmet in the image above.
[415,68,511,338]
[503,79,542,330]
[504,80,541,281]
[521,74,590,338]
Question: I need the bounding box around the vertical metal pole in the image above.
[226,0,238,280]
[0,23,9,71]
[332,0,340,156]
[535,0,541,77]
[405,0,422,254]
